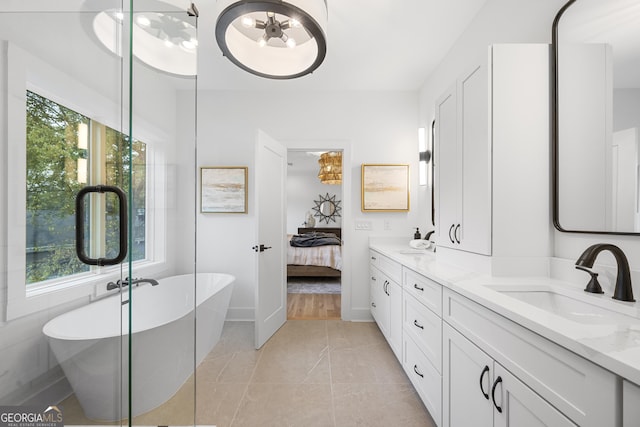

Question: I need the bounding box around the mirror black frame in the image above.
[312,193,342,224]
[551,0,640,235]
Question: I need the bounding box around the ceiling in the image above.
[195,0,488,91]
[0,1,488,92]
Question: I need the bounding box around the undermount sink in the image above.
[487,285,640,325]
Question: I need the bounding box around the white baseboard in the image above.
[349,308,374,322]
[225,307,254,321]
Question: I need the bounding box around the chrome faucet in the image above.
[106,277,159,291]
[575,244,635,302]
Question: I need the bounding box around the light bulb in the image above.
[286,37,296,48]
[241,16,255,28]
[136,15,151,27]
[291,18,301,28]
[115,12,124,21]
[181,40,196,50]
[267,11,275,18]
[258,37,267,47]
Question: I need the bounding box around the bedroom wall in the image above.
[189,90,420,321]
[286,165,343,234]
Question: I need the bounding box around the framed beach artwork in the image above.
[361,164,410,212]
[201,166,248,213]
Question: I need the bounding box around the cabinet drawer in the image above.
[403,268,442,316]
[370,250,402,283]
[443,288,617,427]
[404,334,442,427]
[403,292,441,373]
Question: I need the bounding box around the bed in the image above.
[287,227,342,278]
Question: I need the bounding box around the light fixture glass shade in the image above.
[215,0,328,79]
[87,0,197,76]
[318,151,342,185]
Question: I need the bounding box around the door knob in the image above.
[252,244,272,252]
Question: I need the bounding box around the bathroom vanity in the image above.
[369,240,640,427]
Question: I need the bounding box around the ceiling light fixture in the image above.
[318,151,342,185]
[215,0,328,79]
[86,1,199,77]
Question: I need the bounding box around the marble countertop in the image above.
[369,239,640,386]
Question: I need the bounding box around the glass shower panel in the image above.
[128,2,198,426]
[0,2,129,425]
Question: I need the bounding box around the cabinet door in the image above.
[443,323,493,427]
[435,83,460,249]
[493,363,576,427]
[370,266,380,323]
[458,56,491,255]
[387,279,402,359]
[371,267,389,336]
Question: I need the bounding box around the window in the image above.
[25,91,147,286]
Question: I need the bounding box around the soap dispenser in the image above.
[414,227,421,239]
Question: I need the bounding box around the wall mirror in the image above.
[553,0,640,234]
[312,193,342,224]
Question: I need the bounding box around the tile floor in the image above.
[63,320,435,427]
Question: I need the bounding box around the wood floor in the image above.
[287,293,341,320]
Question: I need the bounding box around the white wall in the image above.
[614,88,640,132]
[287,167,343,233]
[193,90,420,320]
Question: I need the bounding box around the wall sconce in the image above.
[418,127,429,186]
[418,122,435,188]
[215,0,328,79]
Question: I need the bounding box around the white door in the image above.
[254,130,287,349]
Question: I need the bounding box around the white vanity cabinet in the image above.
[443,288,618,427]
[435,44,550,260]
[443,323,575,427]
[369,250,402,359]
[402,268,444,426]
[623,380,640,427]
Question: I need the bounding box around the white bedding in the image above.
[287,234,343,271]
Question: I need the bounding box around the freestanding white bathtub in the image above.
[42,273,234,421]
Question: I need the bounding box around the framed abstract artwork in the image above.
[361,164,410,212]
[200,166,248,213]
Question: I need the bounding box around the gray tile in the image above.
[231,383,334,427]
[333,383,435,427]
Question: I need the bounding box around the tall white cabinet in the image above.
[435,44,550,268]
[435,60,491,255]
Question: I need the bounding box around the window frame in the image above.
[4,42,168,321]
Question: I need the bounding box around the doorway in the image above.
[286,149,345,320]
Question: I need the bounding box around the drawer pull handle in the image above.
[414,283,424,292]
[448,224,455,243]
[413,319,424,329]
[479,365,490,400]
[371,256,377,260]
[371,302,376,308]
[371,276,376,281]
[491,376,503,413]
[454,223,461,244]
[413,365,424,378]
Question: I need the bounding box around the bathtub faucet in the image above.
[106,277,159,291]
